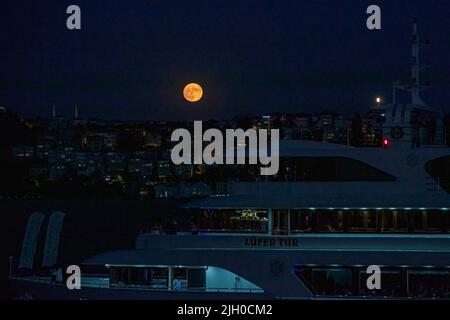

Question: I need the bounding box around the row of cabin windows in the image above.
[294,265,450,299]
[197,209,449,234]
[290,209,448,234]
[110,267,206,290]
[203,157,396,182]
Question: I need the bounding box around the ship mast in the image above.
[393,18,431,108]
[411,19,421,105]
[410,18,429,107]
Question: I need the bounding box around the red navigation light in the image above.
[383,139,389,148]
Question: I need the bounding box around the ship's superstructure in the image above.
[372,20,443,149]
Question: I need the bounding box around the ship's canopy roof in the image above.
[183,193,450,209]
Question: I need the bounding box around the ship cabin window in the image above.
[110,267,169,288]
[311,267,353,296]
[172,267,206,290]
[295,266,353,296]
[359,268,403,297]
[170,267,206,291]
[294,265,450,299]
[272,209,289,235]
[152,267,169,288]
[195,208,448,235]
[291,210,314,233]
[186,268,207,290]
[408,269,450,298]
[172,267,188,290]
[284,157,395,182]
[347,210,378,232]
[289,209,448,234]
[204,157,396,182]
[379,210,410,233]
[198,209,268,233]
[109,266,207,290]
[316,210,344,233]
[411,210,447,233]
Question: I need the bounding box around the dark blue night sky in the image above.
[1,0,450,120]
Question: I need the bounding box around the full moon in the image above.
[183,83,203,102]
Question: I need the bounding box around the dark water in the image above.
[0,199,189,299]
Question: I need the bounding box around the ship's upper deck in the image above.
[190,139,450,208]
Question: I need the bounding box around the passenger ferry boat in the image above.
[10,21,450,300]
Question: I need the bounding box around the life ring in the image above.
[390,127,404,139]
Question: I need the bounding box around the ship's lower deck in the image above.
[11,233,450,300]
[11,277,271,300]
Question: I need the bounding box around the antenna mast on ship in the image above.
[393,18,431,108]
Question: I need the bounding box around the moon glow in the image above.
[183,83,203,102]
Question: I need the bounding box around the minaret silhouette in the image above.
[74,105,79,119]
[52,105,56,118]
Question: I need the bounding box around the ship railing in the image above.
[105,284,265,293]
[11,276,264,293]
[90,283,265,293]
[10,276,52,283]
[10,275,111,289]
[204,288,265,293]
[143,229,270,236]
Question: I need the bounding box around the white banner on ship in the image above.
[19,212,46,269]
[42,211,66,268]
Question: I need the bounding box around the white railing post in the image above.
[268,209,273,235]
[287,209,291,235]
[168,267,173,290]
